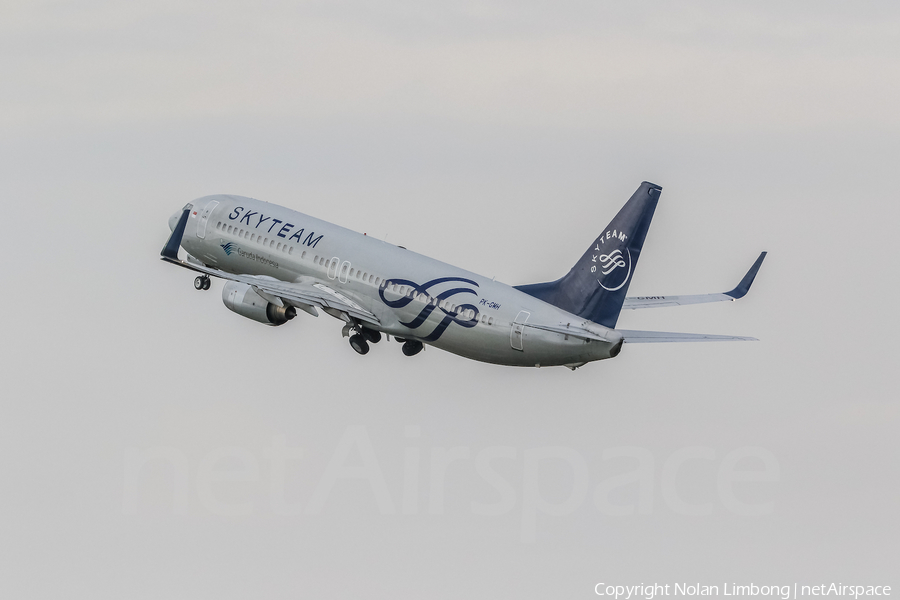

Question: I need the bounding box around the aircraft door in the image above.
[196,200,219,239]
[510,310,530,351]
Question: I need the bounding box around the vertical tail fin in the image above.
[515,181,661,328]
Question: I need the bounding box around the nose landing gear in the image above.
[194,275,211,291]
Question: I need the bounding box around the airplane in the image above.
[160,181,765,370]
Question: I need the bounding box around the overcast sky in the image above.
[2,1,898,598]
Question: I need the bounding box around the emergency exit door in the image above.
[510,310,530,351]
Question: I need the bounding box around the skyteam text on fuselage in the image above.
[160,182,765,369]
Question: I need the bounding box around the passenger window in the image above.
[227,225,233,233]
[276,243,281,250]
[288,246,293,255]
[349,268,354,277]
[301,251,306,259]
[216,222,221,230]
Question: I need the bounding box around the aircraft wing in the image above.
[617,330,757,343]
[622,252,766,309]
[162,256,381,326]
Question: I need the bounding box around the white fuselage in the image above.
[176,194,622,367]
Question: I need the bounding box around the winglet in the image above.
[724,252,766,299]
[161,208,191,260]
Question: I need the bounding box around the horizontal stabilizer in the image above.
[622,252,766,310]
[617,330,758,343]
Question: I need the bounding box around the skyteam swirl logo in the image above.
[220,242,238,256]
[598,249,627,275]
[591,237,632,292]
[379,276,480,342]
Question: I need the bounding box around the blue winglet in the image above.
[161,209,191,261]
[724,251,767,299]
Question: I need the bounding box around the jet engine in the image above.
[222,281,296,326]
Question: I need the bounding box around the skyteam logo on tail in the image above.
[221,242,238,255]
[592,229,632,291]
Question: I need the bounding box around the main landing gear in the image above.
[401,340,423,356]
[349,334,369,355]
[394,337,423,357]
[348,326,382,355]
[194,275,211,291]
[346,327,422,357]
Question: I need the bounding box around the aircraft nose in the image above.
[168,210,182,232]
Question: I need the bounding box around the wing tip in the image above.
[161,209,191,260]
[725,251,767,299]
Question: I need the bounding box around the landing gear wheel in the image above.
[361,329,382,344]
[194,276,210,291]
[402,340,423,357]
[202,277,210,290]
[349,334,370,355]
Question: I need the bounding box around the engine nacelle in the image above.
[222,281,296,326]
